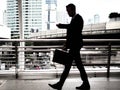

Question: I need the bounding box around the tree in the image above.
[109,12,120,18]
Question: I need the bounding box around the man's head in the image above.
[66,3,76,17]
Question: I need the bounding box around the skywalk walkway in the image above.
[0,68,120,90]
[0,77,120,90]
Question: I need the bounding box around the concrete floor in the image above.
[0,77,120,90]
[0,68,120,90]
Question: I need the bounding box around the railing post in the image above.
[107,42,111,78]
[14,41,19,79]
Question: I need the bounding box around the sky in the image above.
[0,0,6,24]
[57,0,120,24]
[0,0,120,25]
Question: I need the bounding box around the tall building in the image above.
[6,0,47,39]
[45,0,57,30]
[94,14,100,24]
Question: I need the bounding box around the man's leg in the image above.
[49,55,73,90]
[75,54,89,82]
[74,50,90,89]
[58,61,72,84]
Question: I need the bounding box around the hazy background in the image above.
[0,0,120,24]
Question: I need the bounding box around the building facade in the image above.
[6,0,57,39]
[7,0,45,39]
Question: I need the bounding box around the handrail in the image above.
[0,39,65,42]
[0,39,120,43]
[0,38,120,79]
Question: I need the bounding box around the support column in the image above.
[107,43,111,78]
[50,49,54,64]
[18,42,25,70]
[18,0,25,70]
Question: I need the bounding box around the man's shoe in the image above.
[76,83,90,90]
[48,83,62,90]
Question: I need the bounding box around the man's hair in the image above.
[66,3,76,11]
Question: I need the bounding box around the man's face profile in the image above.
[66,7,75,17]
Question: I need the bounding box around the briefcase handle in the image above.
[56,49,70,53]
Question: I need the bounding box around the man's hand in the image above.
[56,23,63,28]
[62,44,67,51]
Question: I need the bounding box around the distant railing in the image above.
[0,39,120,79]
[83,28,120,35]
[30,28,120,39]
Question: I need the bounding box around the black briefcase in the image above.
[52,49,71,65]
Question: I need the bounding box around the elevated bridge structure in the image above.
[30,21,120,40]
[30,21,120,46]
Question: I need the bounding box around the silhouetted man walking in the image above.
[49,3,90,90]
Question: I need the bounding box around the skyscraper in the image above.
[94,14,100,24]
[45,0,57,30]
[6,0,45,39]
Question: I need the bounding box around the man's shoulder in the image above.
[76,14,82,18]
[75,14,83,21]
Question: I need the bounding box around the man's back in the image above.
[66,14,84,49]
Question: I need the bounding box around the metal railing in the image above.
[0,39,120,79]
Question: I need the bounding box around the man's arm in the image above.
[56,23,69,29]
